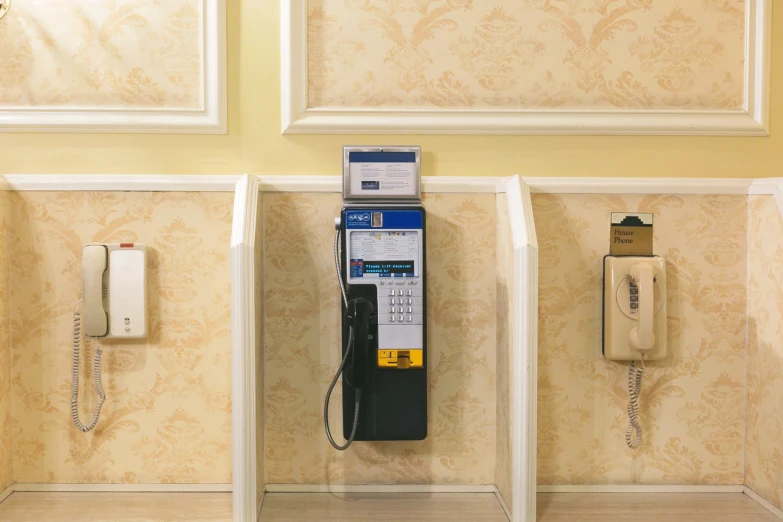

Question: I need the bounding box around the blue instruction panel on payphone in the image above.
[345,210,422,279]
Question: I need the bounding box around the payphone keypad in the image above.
[385,287,424,325]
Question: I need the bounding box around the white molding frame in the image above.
[749,178,783,217]
[537,485,745,494]
[2,175,773,196]
[525,177,755,195]
[257,175,506,193]
[1,175,240,192]
[281,0,770,136]
[231,175,262,522]
[266,484,496,494]
[501,176,538,522]
[745,487,783,520]
[0,176,774,195]
[0,0,226,134]
[11,483,232,493]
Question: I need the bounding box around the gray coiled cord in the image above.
[71,301,106,433]
[625,356,645,449]
[324,226,361,451]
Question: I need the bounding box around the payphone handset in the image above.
[324,146,428,451]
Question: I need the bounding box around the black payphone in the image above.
[324,147,427,450]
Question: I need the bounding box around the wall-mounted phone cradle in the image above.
[83,243,147,339]
[603,256,667,361]
[72,243,147,433]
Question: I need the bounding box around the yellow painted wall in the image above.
[0,1,781,178]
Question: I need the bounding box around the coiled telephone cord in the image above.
[625,356,645,449]
[71,301,106,433]
[323,226,361,451]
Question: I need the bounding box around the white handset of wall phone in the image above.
[72,244,147,432]
[604,256,667,449]
[628,263,655,352]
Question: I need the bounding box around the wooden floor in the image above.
[0,492,232,522]
[537,493,781,522]
[1,491,778,521]
[259,492,509,521]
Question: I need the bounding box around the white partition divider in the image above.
[501,176,539,522]
[231,174,262,522]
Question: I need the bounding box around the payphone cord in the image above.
[324,327,362,451]
[323,226,361,451]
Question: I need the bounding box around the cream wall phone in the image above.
[73,244,147,432]
[603,256,667,448]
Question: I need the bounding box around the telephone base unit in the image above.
[602,255,667,362]
[340,206,427,442]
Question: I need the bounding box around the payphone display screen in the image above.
[349,231,419,278]
[363,261,414,275]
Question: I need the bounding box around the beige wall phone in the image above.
[603,256,667,448]
[73,244,147,432]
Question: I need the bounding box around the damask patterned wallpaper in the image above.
[263,192,498,484]
[495,193,513,508]
[533,194,747,485]
[0,0,202,108]
[746,195,783,511]
[0,192,12,493]
[9,192,233,484]
[308,0,746,110]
